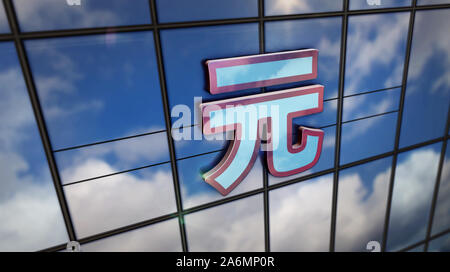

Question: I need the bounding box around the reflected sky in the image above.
[387,143,442,251]
[13,0,151,32]
[55,132,170,184]
[64,163,177,238]
[82,219,182,252]
[265,0,343,16]
[173,125,227,159]
[0,42,68,251]
[156,0,257,23]
[431,140,450,235]
[265,17,341,100]
[185,194,265,251]
[428,233,450,252]
[0,1,9,33]
[400,9,450,148]
[350,0,411,10]
[345,12,409,95]
[25,32,166,150]
[270,174,333,251]
[335,157,392,252]
[418,0,450,4]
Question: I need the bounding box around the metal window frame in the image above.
[0,0,449,252]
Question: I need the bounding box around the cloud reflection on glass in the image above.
[349,0,411,10]
[431,141,450,235]
[265,0,343,16]
[0,1,9,33]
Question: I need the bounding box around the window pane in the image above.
[428,233,450,252]
[25,32,166,150]
[156,0,258,23]
[400,9,450,148]
[64,163,177,238]
[431,140,450,235]
[270,174,333,251]
[265,0,343,16]
[161,24,260,128]
[55,132,170,185]
[178,151,263,208]
[340,113,397,165]
[0,1,9,33]
[13,0,151,32]
[349,0,411,10]
[336,157,392,252]
[81,219,181,252]
[0,42,68,251]
[418,0,450,5]
[406,244,425,252]
[345,12,409,95]
[265,17,341,100]
[185,194,265,251]
[387,143,442,251]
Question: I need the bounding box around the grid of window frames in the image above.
[0,0,449,252]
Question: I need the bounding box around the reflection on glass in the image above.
[387,143,442,251]
[335,157,392,252]
[400,9,450,147]
[25,32,166,150]
[0,42,68,251]
[345,12,409,95]
[294,99,337,128]
[340,113,397,165]
[161,24,260,128]
[265,0,343,16]
[265,17,341,100]
[418,0,450,5]
[82,219,182,252]
[406,244,424,252]
[64,163,177,238]
[270,174,333,251]
[13,0,151,32]
[0,1,9,33]
[431,141,450,235]
[156,0,257,23]
[185,194,264,251]
[178,151,263,209]
[55,132,170,184]
[349,0,411,10]
[428,233,450,252]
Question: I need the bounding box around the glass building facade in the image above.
[0,0,449,252]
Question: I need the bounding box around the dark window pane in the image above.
[431,140,450,235]
[156,0,258,23]
[0,42,68,251]
[13,0,151,32]
[25,32,166,150]
[406,244,425,252]
[0,1,9,33]
[55,132,170,185]
[185,194,265,251]
[265,17,341,100]
[82,219,181,252]
[350,0,411,10]
[178,151,263,209]
[418,0,450,5]
[270,174,333,251]
[387,143,442,251]
[345,13,409,95]
[400,9,450,148]
[340,113,397,165]
[265,0,343,16]
[161,24,260,128]
[428,233,450,252]
[64,163,177,238]
[336,157,392,252]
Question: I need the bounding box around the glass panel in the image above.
[64,163,177,238]
[0,1,9,33]
[406,244,425,252]
[345,12,409,95]
[295,99,337,128]
[400,9,450,148]
[270,174,333,251]
[25,32,166,150]
[81,219,182,252]
[178,151,263,208]
[335,157,392,252]
[0,42,68,251]
[340,113,397,165]
[161,24,260,128]
[55,132,170,185]
[13,0,151,32]
[343,88,400,122]
[418,0,450,5]
[387,143,442,251]
[265,0,343,16]
[156,0,258,23]
[349,0,411,10]
[265,17,341,100]
[185,194,265,251]
[428,233,450,252]
[431,140,450,235]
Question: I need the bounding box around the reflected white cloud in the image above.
[431,147,450,235]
